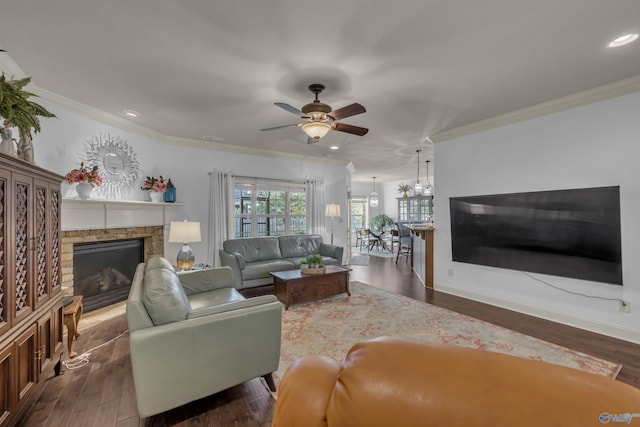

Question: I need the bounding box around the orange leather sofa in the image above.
[273,337,640,427]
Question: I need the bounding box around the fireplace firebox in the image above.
[73,238,144,312]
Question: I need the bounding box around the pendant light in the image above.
[424,160,433,195]
[414,150,423,196]
[369,177,379,208]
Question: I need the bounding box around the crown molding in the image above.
[346,162,356,175]
[0,53,28,79]
[31,85,349,168]
[432,75,640,143]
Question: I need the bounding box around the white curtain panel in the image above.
[306,177,325,237]
[207,170,234,266]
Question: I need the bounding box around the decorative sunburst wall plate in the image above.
[83,133,139,199]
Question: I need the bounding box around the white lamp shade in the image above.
[168,221,202,243]
[301,122,332,139]
[325,203,341,217]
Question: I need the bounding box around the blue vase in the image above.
[164,179,176,202]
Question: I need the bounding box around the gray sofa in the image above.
[126,257,282,418]
[219,234,344,289]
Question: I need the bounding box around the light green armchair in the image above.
[126,257,282,418]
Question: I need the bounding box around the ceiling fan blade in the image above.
[307,136,317,144]
[333,122,369,136]
[274,102,303,115]
[328,103,366,121]
[260,123,302,131]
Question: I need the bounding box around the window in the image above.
[350,197,367,232]
[234,178,307,238]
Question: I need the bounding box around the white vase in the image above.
[76,182,93,199]
[149,191,164,203]
[0,137,16,157]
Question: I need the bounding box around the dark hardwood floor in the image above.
[22,254,640,426]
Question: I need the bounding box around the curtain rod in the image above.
[232,175,306,185]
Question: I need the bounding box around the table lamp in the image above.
[325,203,341,245]
[168,220,202,270]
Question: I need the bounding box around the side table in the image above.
[63,295,83,358]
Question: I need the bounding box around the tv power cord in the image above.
[522,271,627,305]
[62,330,129,370]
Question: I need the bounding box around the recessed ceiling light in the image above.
[123,109,139,117]
[608,34,639,48]
[330,146,339,150]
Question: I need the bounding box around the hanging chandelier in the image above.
[369,177,379,208]
[424,160,433,195]
[414,150,423,196]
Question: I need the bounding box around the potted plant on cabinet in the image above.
[0,74,56,163]
[398,184,411,198]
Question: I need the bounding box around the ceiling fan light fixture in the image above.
[302,122,332,139]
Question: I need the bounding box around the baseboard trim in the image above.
[434,282,640,345]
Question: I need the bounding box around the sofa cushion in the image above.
[284,256,340,268]
[243,260,295,280]
[187,287,246,311]
[279,235,322,259]
[142,262,190,325]
[223,237,282,263]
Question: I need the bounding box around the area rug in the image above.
[276,282,621,385]
[352,249,395,259]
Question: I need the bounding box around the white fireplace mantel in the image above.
[61,198,184,231]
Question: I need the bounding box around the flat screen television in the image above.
[449,186,622,285]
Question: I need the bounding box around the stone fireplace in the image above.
[61,199,181,304]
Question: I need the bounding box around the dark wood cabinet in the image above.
[0,153,63,427]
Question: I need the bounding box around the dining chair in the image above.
[357,229,371,251]
[395,223,412,264]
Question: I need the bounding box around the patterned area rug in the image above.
[276,282,621,385]
[352,249,396,259]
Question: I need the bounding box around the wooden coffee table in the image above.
[271,265,351,309]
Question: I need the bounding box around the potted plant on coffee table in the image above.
[300,254,325,274]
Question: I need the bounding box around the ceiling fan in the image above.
[261,83,368,143]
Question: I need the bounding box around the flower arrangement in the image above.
[65,162,103,187]
[141,176,167,192]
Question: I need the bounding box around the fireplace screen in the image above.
[73,238,144,312]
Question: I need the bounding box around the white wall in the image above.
[434,91,640,343]
[32,101,349,264]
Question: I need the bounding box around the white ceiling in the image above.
[1,0,639,183]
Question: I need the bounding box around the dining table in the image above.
[368,229,391,252]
